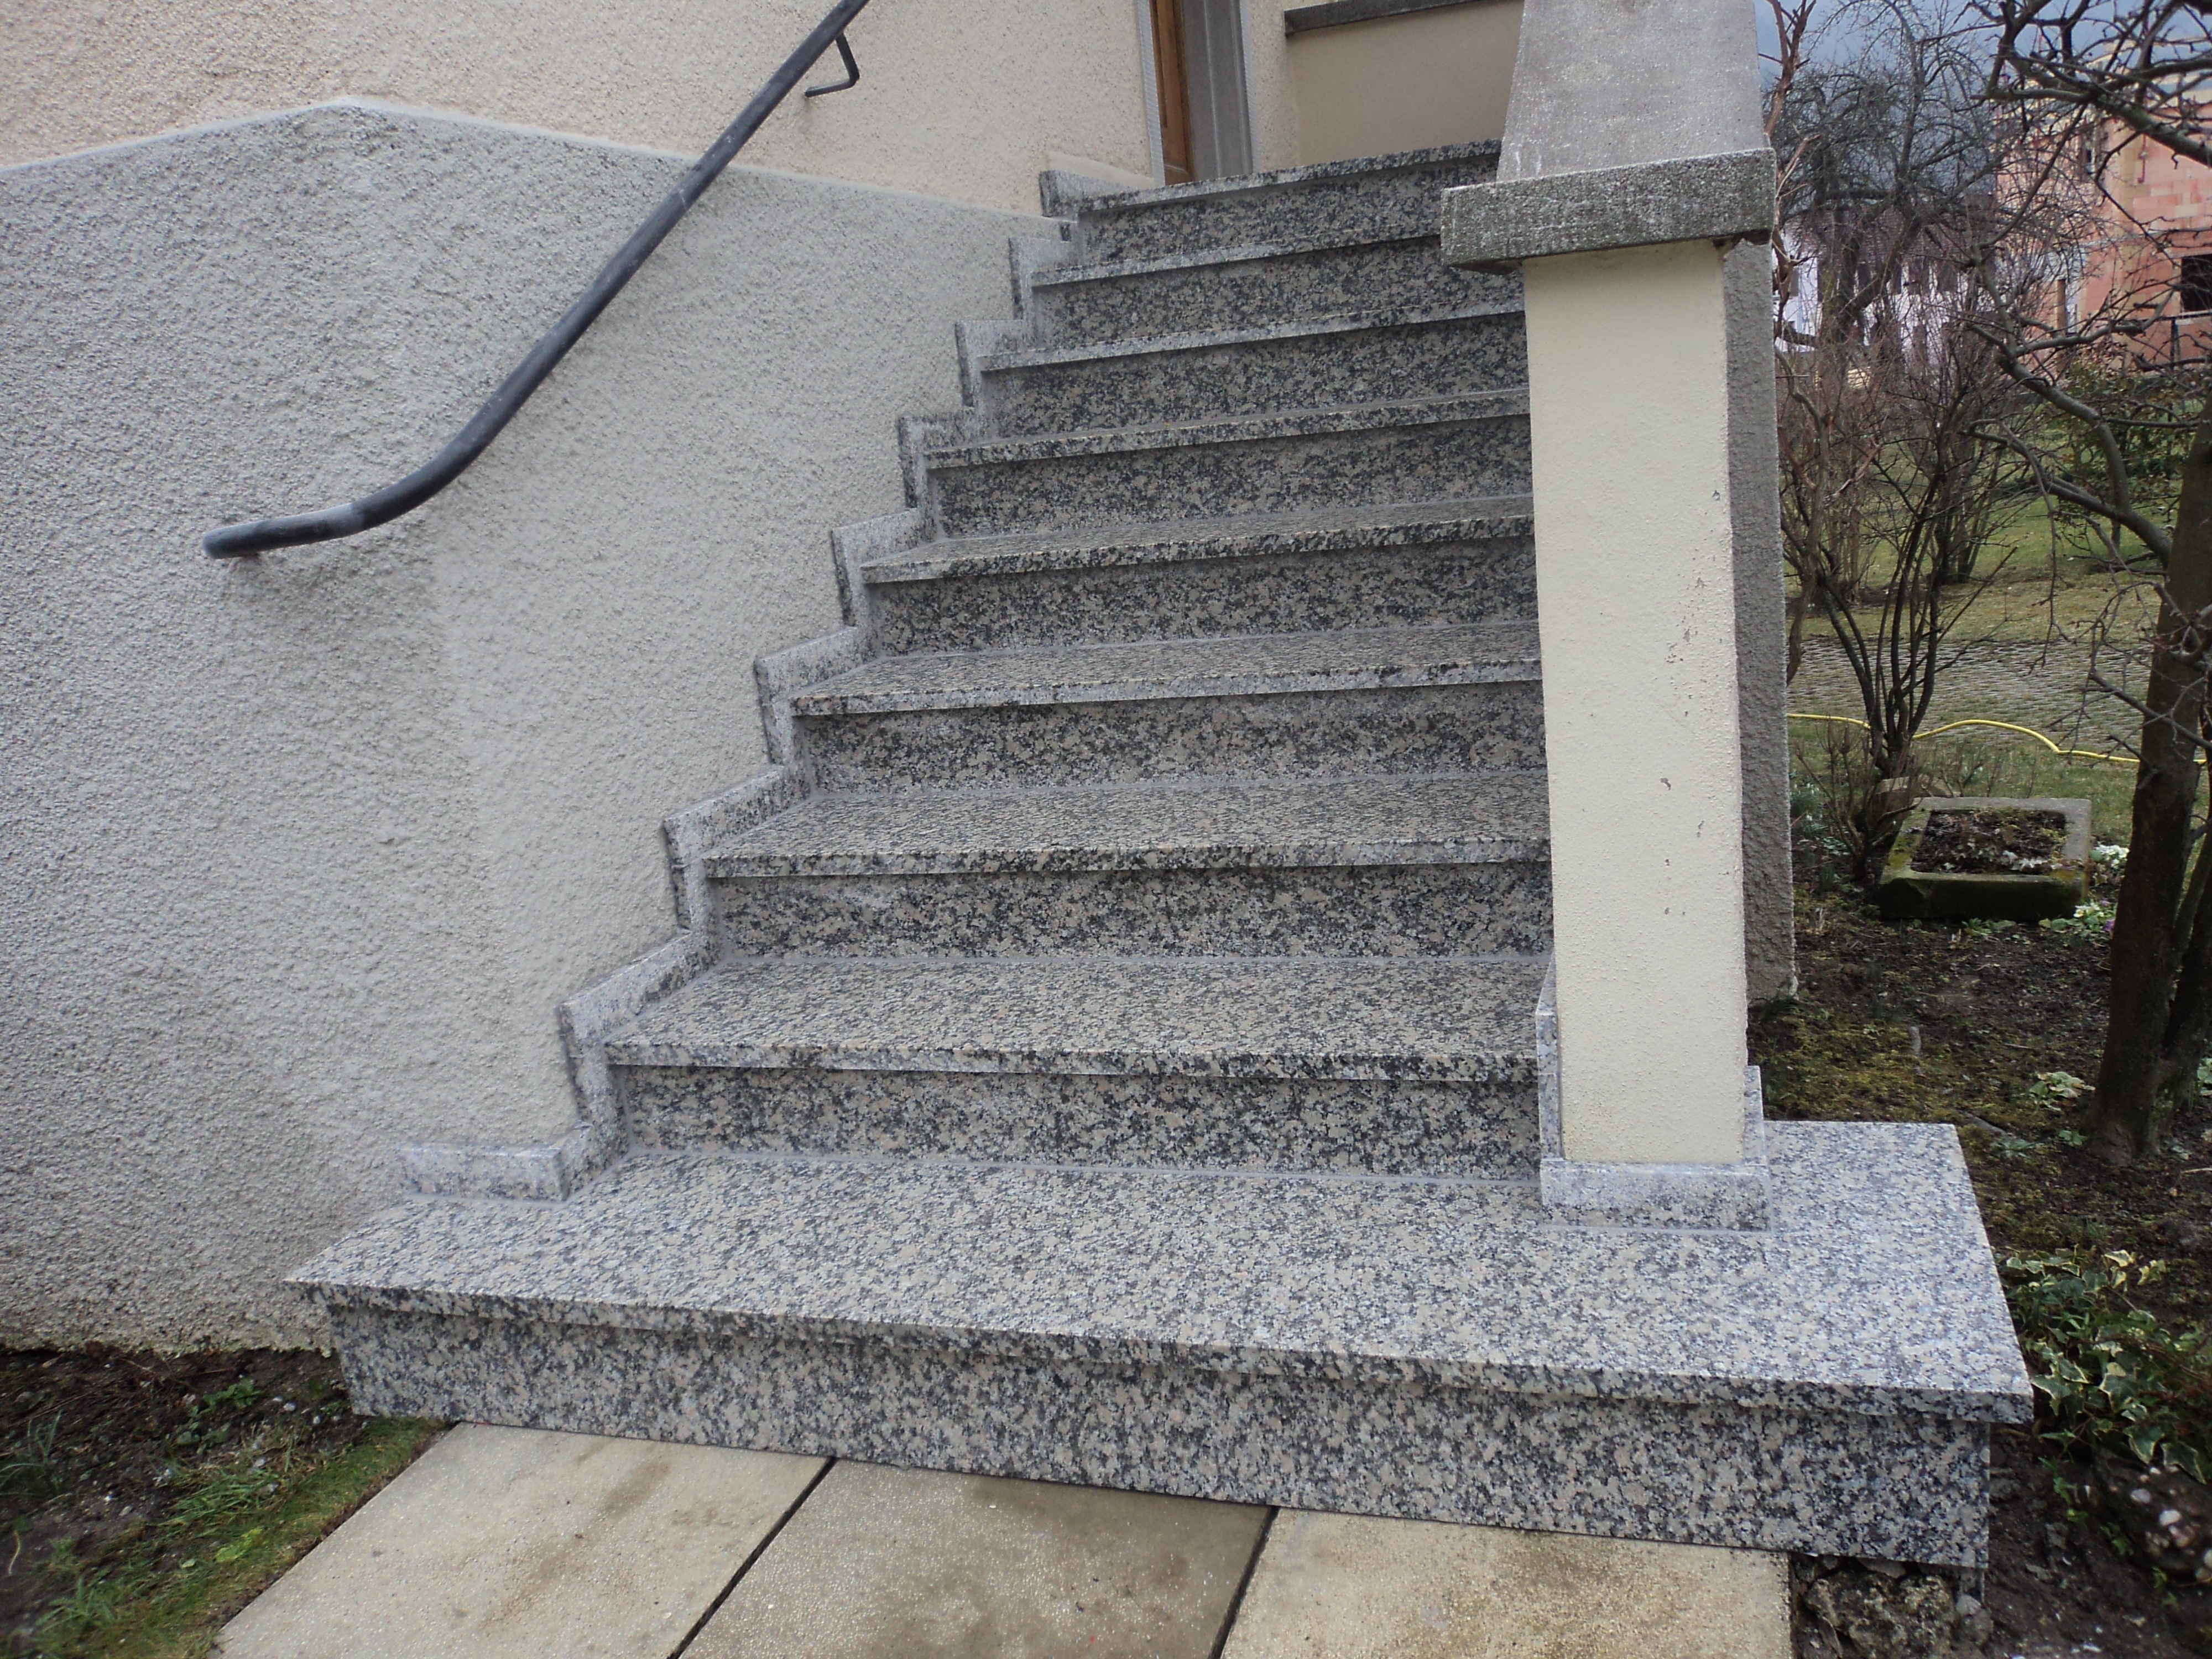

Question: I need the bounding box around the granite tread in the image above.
[704,773,1549,877]
[1025,235,1516,351]
[294,1122,2031,1424]
[861,497,1533,585]
[922,390,1524,471]
[1031,234,1464,292]
[1064,140,1504,217]
[789,622,1540,717]
[601,956,1544,1080]
[978,301,1522,373]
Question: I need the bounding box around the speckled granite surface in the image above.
[977,305,1526,434]
[300,1124,2021,1416]
[791,622,1538,716]
[303,1123,2025,1562]
[716,863,1551,958]
[706,773,1548,874]
[708,773,1552,957]
[870,540,1534,653]
[601,955,1546,1081]
[925,395,1531,539]
[1029,237,1516,348]
[620,1067,1538,1178]
[1071,143,1501,265]
[863,498,1532,583]
[327,1306,1995,1563]
[800,682,1546,792]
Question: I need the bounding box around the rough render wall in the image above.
[0,0,1152,214]
[0,101,1041,1348]
[1245,4,1303,173]
[1726,237,1796,1001]
[1285,1,1522,168]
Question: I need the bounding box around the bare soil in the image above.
[1758,866,2212,1657]
[1912,808,2072,876]
[1,1345,439,1657]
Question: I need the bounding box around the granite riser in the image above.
[1031,239,1518,350]
[1071,150,1503,266]
[614,1067,1539,1178]
[331,1306,1991,1566]
[978,311,1527,436]
[712,860,1550,959]
[925,415,1533,539]
[868,540,1533,653]
[794,681,1547,793]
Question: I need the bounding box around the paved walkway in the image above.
[210,1426,1791,1658]
[1791,635,2126,742]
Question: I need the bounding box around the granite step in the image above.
[1026,236,1517,351]
[921,392,1530,540]
[788,623,1545,792]
[1065,143,1501,267]
[599,953,1547,1176]
[707,772,1552,959]
[297,1121,2030,1566]
[863,497,1535,654]
[974,304,1525,436]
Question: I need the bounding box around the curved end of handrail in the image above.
[203,502,371,559]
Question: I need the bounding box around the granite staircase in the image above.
[299,144,2028,1566]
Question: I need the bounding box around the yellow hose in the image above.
[1785,710,2171,767]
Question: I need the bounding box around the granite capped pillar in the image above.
[1443,0,1790,1224]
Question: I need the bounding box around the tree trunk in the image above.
[2091,406,2212,1161]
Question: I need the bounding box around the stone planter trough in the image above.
[1875,795,2091,922]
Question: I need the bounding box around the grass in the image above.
[34,1418,441,1659]
[3,1349,442,1659]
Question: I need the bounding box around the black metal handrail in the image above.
[204,0,872,557]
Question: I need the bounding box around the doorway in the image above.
[1149,0,1254,185]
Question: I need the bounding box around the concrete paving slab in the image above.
[1218,1509,1792,1659]
[687,1460,1270,1658]
[212,1425,823,1659]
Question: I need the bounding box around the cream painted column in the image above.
[1522,239,1748,1165]
[1440,0,1782,1225]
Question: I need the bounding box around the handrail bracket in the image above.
[806,34,861,97]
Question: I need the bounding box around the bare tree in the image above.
[1967,0,2212,1160]
[1770,0,2026,872]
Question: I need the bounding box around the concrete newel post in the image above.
[1442,0,1785,1225]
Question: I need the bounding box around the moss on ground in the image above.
[3,1348,441,1658]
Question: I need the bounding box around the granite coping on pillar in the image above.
[295,1121,2028,1426]
[786,621,1541,717]
[1442,150,1777,271]
[702,773,1550,877]
[860,497,1533,584]
[593,954,1548,1082]
[1876,796,2092,922]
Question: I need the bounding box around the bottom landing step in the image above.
[297,1123,2028,1567]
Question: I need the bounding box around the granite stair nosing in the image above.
[785,621,1541,719]
[858,497,1534,586]
[920,388,1527,472]
[700,771,1552,878]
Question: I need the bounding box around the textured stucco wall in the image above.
[1523,241,1750,1164]
[1726,237,1795,1001]
[0,0,1151,213]
[0,101,1040,1347]
[1285,1,1522,167]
